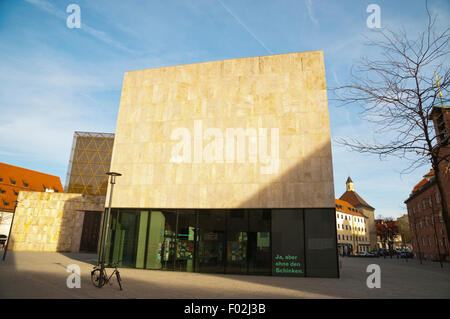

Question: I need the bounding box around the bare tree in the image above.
[333,2,450,243]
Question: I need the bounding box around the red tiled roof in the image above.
[0,162,63,212]
[339,190,374,210]
[412,169,435,193]
[335,198,366,217]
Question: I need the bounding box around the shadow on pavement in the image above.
[1,252,449,299]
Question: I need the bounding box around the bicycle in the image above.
[91,261,123,290]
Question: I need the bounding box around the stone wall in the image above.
[9,191,105,252]
[109,51,335,209]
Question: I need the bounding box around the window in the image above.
[23,180,29,187]
[422,199,426,209]
[0,188,5,194]
[10,178,16,185]
[338,235,340,240]
[3,200,9,206]
[14,191,19,196]
[435,193,440,204]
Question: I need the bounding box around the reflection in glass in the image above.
[105,208,276,276]
[175,212,197,272]
[227,231,248,274]
[248,210,271,275]
[226,210,248,274]
[105,209,139,268]
[197,211,225,273]
[160,211,177,271]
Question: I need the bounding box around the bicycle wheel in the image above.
[116,271,123,291]
[91,269,106,288]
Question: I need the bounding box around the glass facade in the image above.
[101,208,338,277]
[64,131,115,195]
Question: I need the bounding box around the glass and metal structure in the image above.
[101,208,338,277]
[64,132,115,195]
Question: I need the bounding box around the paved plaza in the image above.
[0,251,449,299]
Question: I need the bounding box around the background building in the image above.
[335,198,370,255]
[339,177,376,251]
[0,162,63,238]
[405,104,449,262]
[397,214,412,249]
[405,169,449,261]
[65,131,114,196]
[7,131,115,253]
[375,218,406,250]
[104,51,339,277]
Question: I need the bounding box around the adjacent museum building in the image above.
[102,51,339,277]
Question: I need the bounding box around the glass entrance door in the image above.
[160,211,177,271]
[175,212,197,272]
[197,212,225,273]
[226,231,248,273]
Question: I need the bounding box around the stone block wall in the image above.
[109,51,335,209]
[9,191,105,252]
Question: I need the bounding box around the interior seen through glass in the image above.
[104,209,271,275]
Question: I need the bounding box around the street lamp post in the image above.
[100,172,122,268]
[2,200,19,261]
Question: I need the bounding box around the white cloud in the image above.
[305,0,319,26]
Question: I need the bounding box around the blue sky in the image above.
[0,0,448,218]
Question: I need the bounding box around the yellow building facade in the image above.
[335,199,370,255]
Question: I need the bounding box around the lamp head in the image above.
[106,172,122,184]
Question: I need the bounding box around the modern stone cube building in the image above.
[103,51,338,277]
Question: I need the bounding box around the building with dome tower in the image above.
[339,177,377,251]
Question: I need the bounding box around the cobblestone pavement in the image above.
[0,251,449,298]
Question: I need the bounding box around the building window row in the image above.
[409,193,441,215]
[337,234,368,242]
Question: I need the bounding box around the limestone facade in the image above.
[9,191,105,252]
[109,51,334,209]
